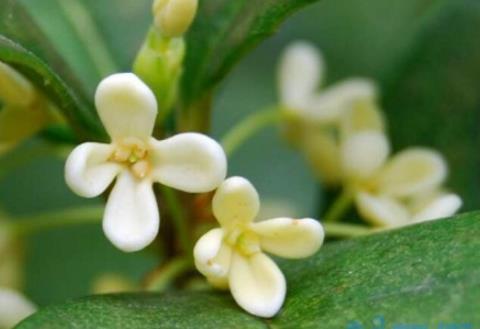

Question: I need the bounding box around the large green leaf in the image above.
[382,0,480,210]
[18,212,480,328]
[180,0,319,111]
[0,0,104,140]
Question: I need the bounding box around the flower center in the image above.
[110,138,152,179]
[225,227,261,257]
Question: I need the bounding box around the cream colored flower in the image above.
[342,131,462,228]
[65,73,227,252]
[152,0,198,37]
[0,288,36,329]
[194,177,324,318]
[277,42,379,185]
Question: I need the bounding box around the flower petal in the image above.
[0,288,36,328]
[301,129,342,185]
[341,131,390,181]
[95,73,157,141]
[377,148,447,198]
[278,41,323,109]
[340,98,385,137]
[193,228,232,286]
[229,252,286,318]
[103,171,159,252]
[412,193,462,223]
[355,192,409,227]
[65,143,122,198]
[212,177,260,228]
[252,217,324,258]
[303,78,377,124]
[151,133,227,193]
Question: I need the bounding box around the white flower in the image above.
[152,0,198,37]
[278,41,377,125]
[277,42,378,185]
[65,73,227,252]
[194,177,324,318]
[343,131,462,227]
[0,288,36,329]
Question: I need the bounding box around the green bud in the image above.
[133,28,186,123]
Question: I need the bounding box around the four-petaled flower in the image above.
[65,73,227,252]
[340,124,461,227]
[194,177,324,318]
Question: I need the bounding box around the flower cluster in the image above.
[277,42,462,228]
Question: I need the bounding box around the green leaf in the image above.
[0,0,104,140]
[382,0,480,210]
[180,0,320,116]
[18,212,480,328]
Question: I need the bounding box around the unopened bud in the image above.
[153,0,198,37]
[0,62,35,107]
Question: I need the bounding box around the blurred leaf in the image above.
[383,0,480,210]
[0,0,104,140]
[180,0,320,112]
[18,212,480,327]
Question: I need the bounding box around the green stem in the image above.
[221,106,283,157]
[161,187,192,255]
[12,206,104,236]
[323,222,372,238]
[323,188,354,223]
[57,0,118,78]
[145,257,193,292]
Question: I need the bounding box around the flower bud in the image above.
[0,62,35,107]
[153,0,198,37]
[133,28,186,121]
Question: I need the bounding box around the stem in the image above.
[144,257,193,292]
[161,187,192,255]
[221,107,283,157]
[323,188,354,223]
[323,222,372,238]
[12,206,104,236]
[57,0,118,78]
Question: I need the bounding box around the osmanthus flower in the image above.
[341,130,462,228]
[194,177,324,318]
[0,288,36,329]
[65,73,227,252]
[277,41,378,185]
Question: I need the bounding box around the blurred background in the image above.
[1,0,479,307]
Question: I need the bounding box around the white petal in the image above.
[193,228,232,283]
[151,133,227,193]
[229,252,286,318]
[0,288,36,328]
[65,143,122,198]
[103,171,159,252]
[95,73,157,141]
[252,217,324,259]
[355,192,409,228]
[212,177,260,228]
[341,131,390,181]
[303,78,378,124]
[412,193,462,223]
[377,148,447,198]
[340,99,385,137]
[278,41,323,109]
